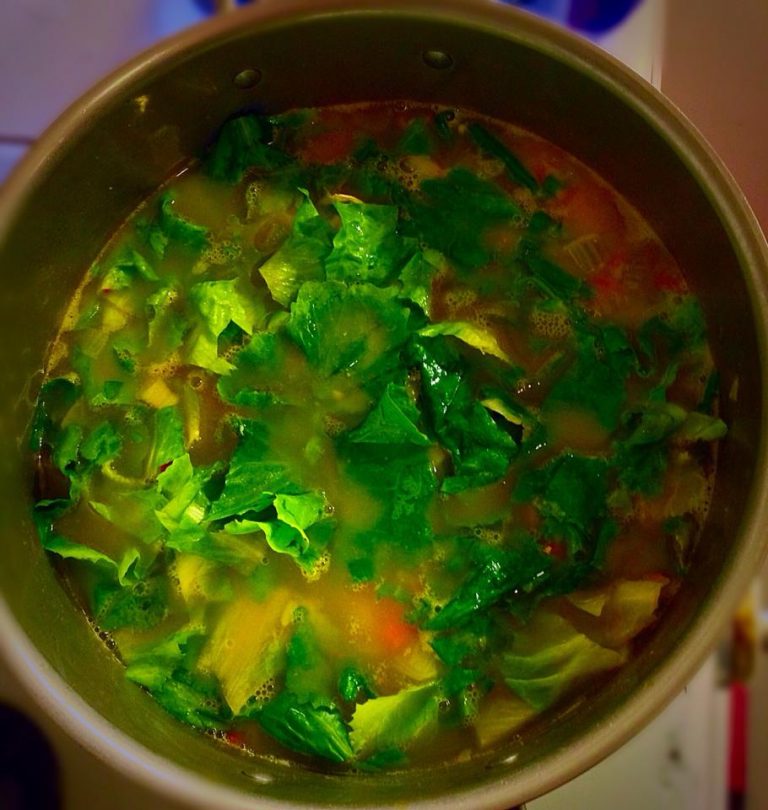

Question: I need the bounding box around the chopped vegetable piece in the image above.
[501,612,627,710]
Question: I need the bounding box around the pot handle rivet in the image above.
[233,68,262,89]
[422,50,454,70]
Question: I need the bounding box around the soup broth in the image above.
[31,102,725,770]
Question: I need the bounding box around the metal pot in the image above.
[0,1,766,807]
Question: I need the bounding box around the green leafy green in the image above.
[258,192,334,306]
[500,612,626,710]
[418,321,515,365]
[100,248,159,291]
[29,377,81,451]
[146,405,186,474]
[427,536,551,631]
[225,491,332,572]
[346,382,430,447]
[205,114,292,183]
[409,336,517,492]
[125,627,231,730]
[338,667,376,703]
[467,121,538,193]
[186,279,265,373]
[349,682,441,759]
[545,323,637,430]
[92,573,168,631]
[152,453,217,553]
[405,168,522,272]
[344,443,437,560]
[38,528,126,572]
[637,296,707,371]
[440,666,493,727]
[678,411,727,441]
[216,332,285,408]
[89,489,166,547]
[284,609,335,703]
[325,199,413,286]
[429,611,501,671]
[158,193,209,252]
[50,420,122,500]
[398,249,441,314]
[287,280,411,380]
[397,118,433,156]
[207,461,299,523]
[514,452,610,560]
[256,692,353,763]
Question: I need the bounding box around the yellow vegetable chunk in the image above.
[198,591,296,714]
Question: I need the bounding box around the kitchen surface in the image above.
[1,1,766,808]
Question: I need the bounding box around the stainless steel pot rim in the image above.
[1,1,767,808]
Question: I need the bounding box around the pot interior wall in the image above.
[0,4,763,806]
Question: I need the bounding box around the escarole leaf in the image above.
[259,191,334,307]
[257,692,354,763]
[398,249,442,315]
[287,280,411,380]
[154,453,211,547]
[205,114,292,183]
[568,577,665,647]
[216,332,286,409]
[186,278,266,373]
[92,571,168,632]
[52,420,122,473]
[419,321,515,365]
[225,491,332,573]
[545,323,637,431]
[206,419,292,521]
[409,335,517,492]
[125,626,231,730]
[514,452,610,560]
[500,611,626,711]
[620,400,687,446]
[406,167,523,272]
[467,121,538,193]
[397,117,433,156]
[523,253,590,301]
[272,492,329,546]
[343,441,438,561]
[100,248,159,291]
[638,296,707,370]
[204,419,332,571]
[339,667,376,703]
[29,376,81,450]
[426,536,551,631]
[325,199,413,285]
[46,419,122,503]
[199,590,296,715]
[349,682,441,760]
[677,411,727,441]
[346,382,430,447]
[38,529,125,571]
[146,405,186,475]
[158,193,209,252]
[612,387,726,499]
[207,462,300,524]
[514,210,589,302]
